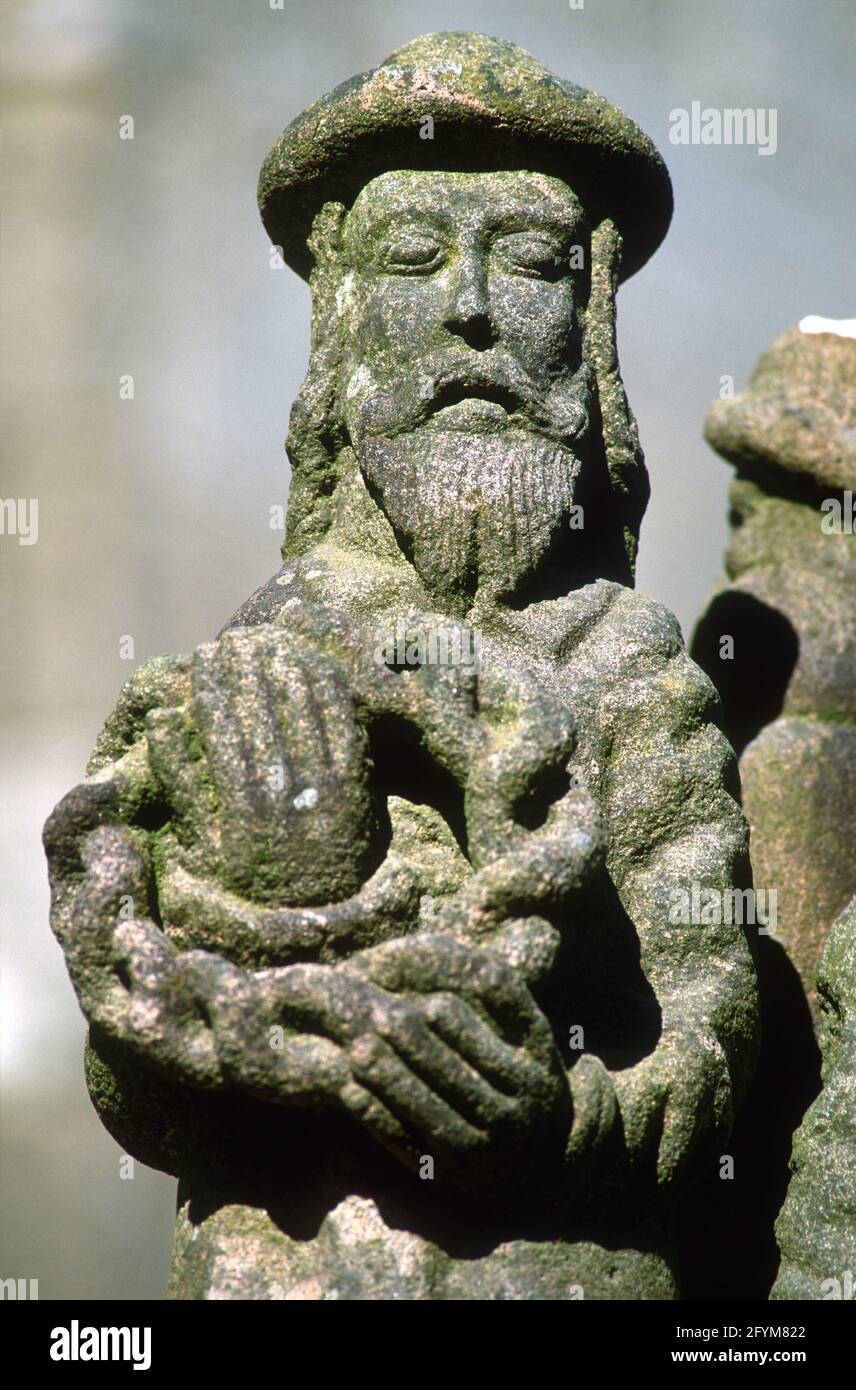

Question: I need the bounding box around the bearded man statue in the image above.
[44,32,759,1301]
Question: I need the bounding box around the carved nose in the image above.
[443,257,495,351]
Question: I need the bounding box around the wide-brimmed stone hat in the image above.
[259,31,673,284]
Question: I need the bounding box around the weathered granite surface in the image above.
[44,33,759,1300]
[772,896,856,1301]
[693,323,856,1006]
[687,322,855,1299]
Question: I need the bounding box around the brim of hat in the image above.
[258,33,673,284]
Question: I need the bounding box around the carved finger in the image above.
[259,962,379,1044]
[350,933,547,1048]
[339,1077,413,1158]
[190,632,285,820]
[348,1032,487,1153]
[375,1000,515,1129]
[268,638,366,788]
[421,992,535,1096]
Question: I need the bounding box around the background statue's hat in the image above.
[259,31,673,284]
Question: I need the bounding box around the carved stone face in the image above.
[337,170,593,612]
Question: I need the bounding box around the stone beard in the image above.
[358,425,582,608]
[344,346,591,610]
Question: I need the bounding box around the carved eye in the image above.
[492,233,567,281]
[376,229,445,275]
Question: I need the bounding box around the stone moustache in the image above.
[44,32,759,1301]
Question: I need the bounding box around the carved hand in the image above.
[145,626,380,908]
[59,823,569,1195]
[300,934,572,1189]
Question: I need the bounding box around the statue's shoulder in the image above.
[222,544,426,633]
[220,566,300,631]
[556,579,682,669]
[587,580,683,661]
[561,586,742,864]
[562,580,722,731]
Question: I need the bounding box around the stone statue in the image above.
[693,321,856,1010]
[690,320,856,1299]
[44,32,759,1300]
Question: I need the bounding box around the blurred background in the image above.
[1,0,853,1299]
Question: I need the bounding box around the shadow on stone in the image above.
[692,593,799,757]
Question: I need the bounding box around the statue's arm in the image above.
[46,658,555,1193]
[581,607,760,1198]
[49,796,571,1195]
[44,654,360,1112]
